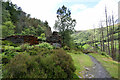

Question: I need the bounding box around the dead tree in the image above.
[105,6,110,55]
[108,17,111,54]
[99,21,105,52]
[101,22,105,52]
[98,24,102,51]
[111,13,115,59]
[99,27,103,51]
[93,25,96,50]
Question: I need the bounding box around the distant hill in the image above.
[72,24,119,44]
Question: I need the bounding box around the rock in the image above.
[85,67,90,71]
[93,66,96,69]
[78,76,82,78]
[53,43,61,48]
[89,74,94,78]
[85,74,88,77]
[89,77,92,78]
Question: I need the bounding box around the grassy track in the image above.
[89,53,119,79]
[67,52,93,78]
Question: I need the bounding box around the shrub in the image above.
[35,42,53,50]
[2,46,20,64]
[35,54,67,78]
[3,54,31,78]
[2,51,19,65]
[2,46,18,55]
[100,52,111,58]
[20,43,30,51]
[27,46,41,55]
[78,45,84,51]
[63,46,70,50]
[2,40,18,47]
[3,49,76,78]
[2,53,12,65]
[3,46,14,51]
[14,47,22,52]
[23,45,51,56]
[83,44,91,50]
[101,52,106,56]
[52,49,76,78]
[38,33,46,41]
[2,56,10,65]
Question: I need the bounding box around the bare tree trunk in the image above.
[92,29,94,48]
[108,18,112,56]
[111,14,115,59]
[101,22,105,52]
[93,26,96,51]
[99,28,103,51]
[114,40,117,58]
[100,36,103,51]
[110,28,112,56]
[105,7,110,55]
[100,21,105,52]
[106,44,108,54]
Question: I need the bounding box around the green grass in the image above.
[67,52,93,78]
[89,53,119,79]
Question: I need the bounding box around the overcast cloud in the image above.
[11,0,119,31]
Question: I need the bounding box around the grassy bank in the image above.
[67,51,93,78]
[89,53,119,79]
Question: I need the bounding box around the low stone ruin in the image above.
[3,35,39,45]
[2,31,62,47]
[46,31,62,48]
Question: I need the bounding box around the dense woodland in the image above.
[2,1,51,38]
[0,0,120,79]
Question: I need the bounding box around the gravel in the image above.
[84,54,113,79]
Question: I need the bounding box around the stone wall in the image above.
[3,31,61,47]
[4,35,39,45]
[46,31,62,47]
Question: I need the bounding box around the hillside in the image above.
[2,1,52,38]
[72,24,118,44]
[72,24,119,61]
[0,0,120,79]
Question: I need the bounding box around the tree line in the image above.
[2,0,51,38]
[93,7,120,61]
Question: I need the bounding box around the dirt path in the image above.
[84,54,112,79]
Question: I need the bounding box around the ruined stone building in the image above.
[46,31,62,47]
[3,35,39,45]
[2,30,62,47]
